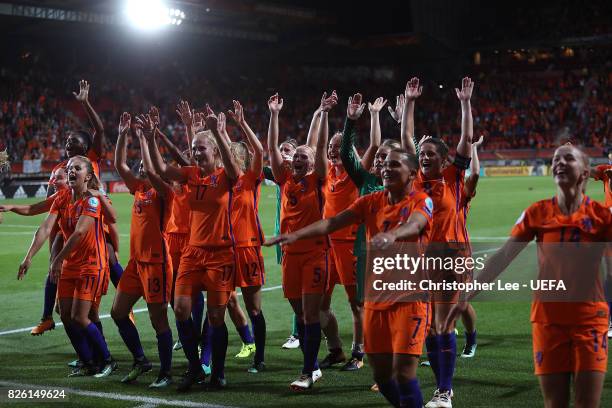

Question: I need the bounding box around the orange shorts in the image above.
[364,302,430,354]
[234,246,265,287]
[118,259,173,304]
[176,245,235,306]
[92,268,110,309]
[167,233,189,273]
[327,240,357,299]
[57,267,106,302]
[532,322,608,375]
[282,250,329,299]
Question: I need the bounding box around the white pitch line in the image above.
[0,285,283,337]
[0,380,233,408]
[1,224,38,228]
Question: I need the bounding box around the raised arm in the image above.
[176,100,195,155]
[264,209,359,247]
[148,130,186,183]
[340,93,367,187]
[73,80,105,157]
[464,135,483,198]
[114,112,141,193]
[306,91,337,149]
[18,212,58,280]
[135,115,172,198]
[49,215,95,283]
[228,100,264,175]
[205,105,240,182]
[267,93,285,181]
[387,94,404,126]
[401,77,422,155]
[455,77,474,158]
[314,95,338,178]
[364,97,387,170]
[149,105,190,167]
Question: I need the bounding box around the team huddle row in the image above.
[4,77,612,408]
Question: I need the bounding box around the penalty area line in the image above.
[0,380,234,407]
[0,285,282,337]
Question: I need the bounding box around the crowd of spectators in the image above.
[0,47,609,171]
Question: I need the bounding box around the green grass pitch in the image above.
[0,176,609,407]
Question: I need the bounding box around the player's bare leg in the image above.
[242,286,266,373]
[319,289,346,368]
[572,371,605,408]
[538,373,571,408]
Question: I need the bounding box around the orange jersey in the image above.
[129,181,172,263]
[181,166,233,248]
[593,164,612,206]
[50,150,101,185]
[348,190,433,310]
[278,169,328,254]
[166,184,190,235]
[413,163,465,244]
[49,189,107,272]
[348,190,433,244]
[324,166,359,241]
[511,196,612,325]
[231,170,265,247]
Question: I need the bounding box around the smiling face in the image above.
[418,142,444,179]
[66,157,92,190]
[381,151,417,192]
[65,132,89,158]
[51,168,68,190]
[280,142,296,161]
[552,145,588,189]
[291,146,314,178]
[192,132,218,169]
[327,133,342,166]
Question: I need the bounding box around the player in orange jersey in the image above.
[166,103,207,352]
[218,100,268,373]
[318,115,363,371]
[454,135,485,359]
[266,91,338,390]
[590,152,612,207]
[110,113,174,388]
[266,148,433,407]
[590,152,612,338]
[18,155,116,377]
[149,105,241,391]
[400,77,475,407]
[447,144,612,408]
[37,80,124,336]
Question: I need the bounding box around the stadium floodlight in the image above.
[124,0,186,30]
